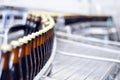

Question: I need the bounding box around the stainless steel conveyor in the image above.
[50,32,120,80]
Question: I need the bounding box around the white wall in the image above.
[1,0,120,25]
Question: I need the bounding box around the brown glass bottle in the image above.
[49,29,53,55]
[34,16,41,32]
[28,34,37,78]
[44,20,51,61]
[40,16,46,66]
[10,41,22,80]
[0,44,12,80]
[44,30,49,62]
[41,31,46,66]
[50,28,54,51]
[29,16,36,34]
[24,36,33,80]
[25,14,32,36]
[35,32,42,73]
[18,38,28,80]
[31,33,40,76]
[27,35,36,80]
[38,31,44,69]
[46,29,51,60]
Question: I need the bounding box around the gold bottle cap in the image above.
[42,27,47,33]
[10,40,20,47]
[23,36,30,42]
[31,33,36,38]
[38,30,43,35]
[35,32,40,36]
[26,35,33,40]
[41,15,48,23]
[0,44,12,51]
[18,37,27,44]
[45,21,50,25]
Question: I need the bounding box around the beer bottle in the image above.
[10,41,23,80]
[23,36,33,80]
[41,15,48,29]
[34,16,41,32]
[35,32,42,72]
[46,29,51,60]
[25,14,32,36]
[31,33,40,75]
[44,20,51,60]
[38,30,44,69]
[29,16,36,33]
[48,27,52,59]
[46,26,51,61]
[0,44,12,80]
[49,28,53,55]
[40,29,46,66]
[44,28,49,62]
[18,38,28,80]
[42,27,48,65]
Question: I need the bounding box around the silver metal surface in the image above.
[51,35,120,80]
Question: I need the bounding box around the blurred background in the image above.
[0,0,120,80]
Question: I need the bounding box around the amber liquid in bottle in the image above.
[0,50,11,80]
[9,46,22,80]
[30,37,37,78]
[47,30,51,60]
[39,34,44,69]
[41,33,46,66]
[36,35,41,73]
[33,35,40,76]
[25,41,33,80]
[45,31,49,62]
[19,44,27,80]
[44,31,49,63]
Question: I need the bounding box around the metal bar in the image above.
[56,31,120,46]
[57,38,120,54]
[57,50,120,63]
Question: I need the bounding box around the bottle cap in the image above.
[23,36,29,44]
[0,44,12,51]
[31,33,36,38]
[26,35,32,41]
[18,38,27,44]
[38,30,43,35]
[35,32,40,36]
[10,40,20,47]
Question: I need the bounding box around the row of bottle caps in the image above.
[0,13,55,80]
[0,12,55,52]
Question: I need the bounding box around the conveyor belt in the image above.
[51,37,120,80]
[52,54,120,80]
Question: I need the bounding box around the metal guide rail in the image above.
[55,32,120,50]
[50,33,120,80]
